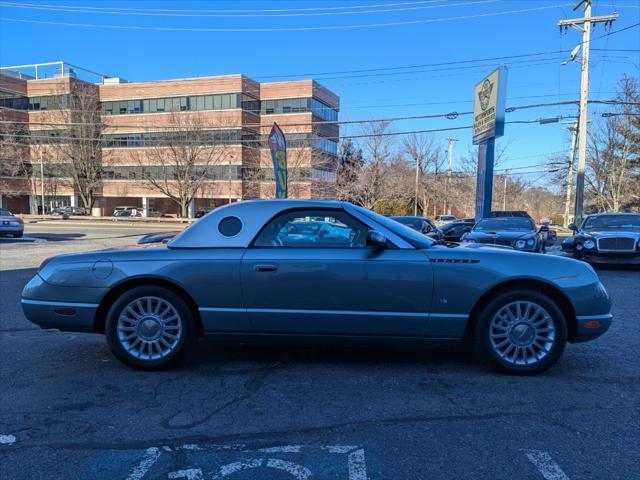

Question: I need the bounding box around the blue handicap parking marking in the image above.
[83,444,371,480]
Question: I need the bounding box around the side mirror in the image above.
[464,227,472,233]
[366,230,387,248]
[568,223,578,232]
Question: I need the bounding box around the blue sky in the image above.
[1,0,639,188]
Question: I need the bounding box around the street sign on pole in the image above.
[473,66,507,220]
[268,123,288,198]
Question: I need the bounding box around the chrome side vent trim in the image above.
[432,258,480,264]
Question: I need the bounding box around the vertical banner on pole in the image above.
[268,123,288,199]
[473,66,507,220]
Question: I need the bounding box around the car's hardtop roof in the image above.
[170,199,352,249]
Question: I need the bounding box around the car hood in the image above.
[581,230,640,238]
[465,230,536,241]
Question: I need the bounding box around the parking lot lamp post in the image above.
[39,151,45,215]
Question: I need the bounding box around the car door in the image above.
[240,208,433,336]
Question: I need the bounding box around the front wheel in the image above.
[475,290,567,375]
[105,286,196,370]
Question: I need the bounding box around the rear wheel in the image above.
[475,290,567,375]
[105,286,196,370]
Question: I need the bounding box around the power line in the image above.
[4,99,632,131]
[0,1,457,14]
[0,4,571,32]
[0,1,499,18]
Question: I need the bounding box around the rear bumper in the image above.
[572,313,613,343]
[21,299,97,332]
[0,226,23,235]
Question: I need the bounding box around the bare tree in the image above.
[132,114,230,217]
[586,76,640,212]
[0,121,32,202]
[43,82,105,210]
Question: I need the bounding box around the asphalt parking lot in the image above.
[0,223,638,479]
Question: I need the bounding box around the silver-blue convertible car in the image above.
[22,200,612,374]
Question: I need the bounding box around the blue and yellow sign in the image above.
[268,123,288,198]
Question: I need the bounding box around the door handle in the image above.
[254,263,278,272]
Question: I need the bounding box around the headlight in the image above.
[465,238,476,243]
[576,243,584,251]
[584,239,595,249]
[515,239,527,249]
[526,238,535,246]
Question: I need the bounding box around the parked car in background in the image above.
[52,206,87,216]
[146,208,162,218]
[435,214,457,226]
[138,231,180,245]
[490,210,533,219]
[567,213,640,264]
[0,208,24,238]
[113,206,141,217]
[391,216,441,239]
[462,217,548,253]
[22,200,613,374]
[195,208,214,218]
[439,220,475,242]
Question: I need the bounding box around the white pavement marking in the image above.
[168,468,204,480]
[265,458,313,479]
[0,434,16,445]
[257,445,302,453]
[126,447,162,480]
[526,450,571,480]
[348,448,369,480]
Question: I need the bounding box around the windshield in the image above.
[354,206,433,248]
[474,218,535,232]
[583,215,640,232]
[392,217,423,230]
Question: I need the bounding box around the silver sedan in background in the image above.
[0,208,24,238]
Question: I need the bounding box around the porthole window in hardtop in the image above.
[218,216,243,237]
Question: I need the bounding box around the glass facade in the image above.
[103,129,256,147]
[99,165,242,181]
[0,95,29,110]
[28,95,70,110]
[101,93,259,115]
[260,97,338,121]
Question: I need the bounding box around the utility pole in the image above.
[39,151,45,215]
[445,137,458,215]
[502,173,508,211]
[558,0,618,224]
[413,154,420,216]
[563,122,579,227]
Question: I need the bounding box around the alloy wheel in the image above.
[489,301,556,366]
[117,296,183,360]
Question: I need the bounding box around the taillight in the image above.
[16,217,24,225]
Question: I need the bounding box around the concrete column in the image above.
[28,194,36,214]
[142,197,149,217]
[70,195,77,208]
[187,198,195,219]
[0,192,3,209]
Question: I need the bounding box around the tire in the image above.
[474,290,567,375]
[105,286,196,370]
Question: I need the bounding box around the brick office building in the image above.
[0,62,339,216]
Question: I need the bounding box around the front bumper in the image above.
[572,313,613,342]
[579,252,640,264]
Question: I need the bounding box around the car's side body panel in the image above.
[241,248,433,336]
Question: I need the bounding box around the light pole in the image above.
[445,137,458,215]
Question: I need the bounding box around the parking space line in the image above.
[525,450,570,480]
[0,434,16,445]
[348,448,368,480]
[125,447,161,480]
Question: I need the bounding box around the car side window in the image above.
[253,209,369,248]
